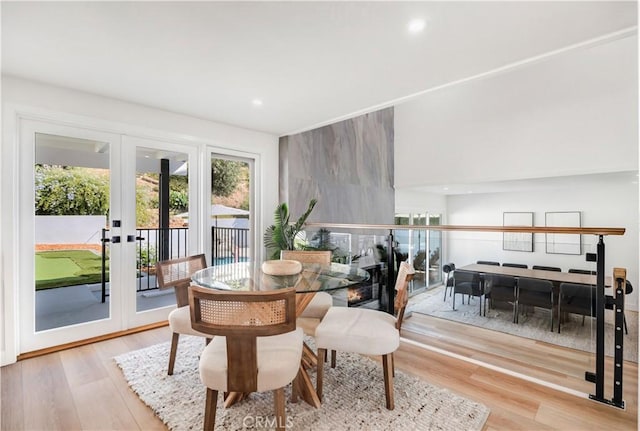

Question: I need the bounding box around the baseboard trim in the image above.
[17,321,169,360]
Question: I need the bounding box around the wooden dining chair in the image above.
[189,285,302,431]
[155,254,210,375]
[314,261,415,410]
[280,250,333,330]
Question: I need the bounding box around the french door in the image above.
[18,119,199,352]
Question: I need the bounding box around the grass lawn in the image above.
[35,250,109,290]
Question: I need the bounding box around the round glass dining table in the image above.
[190,260,370,408]
[191,261,370,293]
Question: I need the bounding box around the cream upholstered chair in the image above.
[314,261,415,410]
[155,254,210,375]
[280,250,333,335]
[189,285,303,431]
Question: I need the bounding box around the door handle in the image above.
[127,235,146,242]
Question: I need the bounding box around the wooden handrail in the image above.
[304,223,625,236]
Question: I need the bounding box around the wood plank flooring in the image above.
[403,312,638,397]
[1,323,637,430]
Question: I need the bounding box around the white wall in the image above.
[36,215,107,245]
[1,76,280,365]
[445,181,639,311]
[394,36,638,189]
[395,189,446,216]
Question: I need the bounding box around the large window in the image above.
[394,212,443,295]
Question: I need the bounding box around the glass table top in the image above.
[191,261,370,292]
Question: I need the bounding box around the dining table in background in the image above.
[459,263,612,287]
[460,263,614,324]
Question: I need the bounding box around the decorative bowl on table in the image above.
[261,259,303,276]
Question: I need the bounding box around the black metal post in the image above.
[159,158,170,261]
[101,228,108,303]
[386,229,395,314]
[211,226,217,263]
[612,277,625,407]
[591,235,606,401]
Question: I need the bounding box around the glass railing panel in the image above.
[298,223,631,402]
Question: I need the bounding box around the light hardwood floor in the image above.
[1,323,637,430]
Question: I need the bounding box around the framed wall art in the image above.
[545,211,581,255]
[503,212,534,252]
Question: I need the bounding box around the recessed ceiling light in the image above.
[408,19,426,33]
[252,99,263,107]
[443,187,449,191]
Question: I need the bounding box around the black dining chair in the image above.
[516,277,555,331]
[558,282,594,333]
[452,270,483,315]
[442,262,455,301]
[532,265,561,272]
[483,274,517,321]
[560,278,632,335]
[502,263,528,269]
[477,260,500,266]
[568,268,596,275]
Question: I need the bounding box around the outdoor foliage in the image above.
[212,159,243,197]
[136,188,155,227]
[137,244,157,270]
[35,165,109,216]
[169,190,188,212]
[264,199,317,260]
[168,175,189,212]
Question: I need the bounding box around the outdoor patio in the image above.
[35,275,176,331]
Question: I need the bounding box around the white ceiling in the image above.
[2,1,637,136]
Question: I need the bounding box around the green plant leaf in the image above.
[263,198,317,259]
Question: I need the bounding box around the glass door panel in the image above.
[21,123,201,353]
[133,146,191,313]
[123,136,199,328]
[210,154,252,266]
[34,133,112,331]
[20,120,123,353]
[428,214,442,286]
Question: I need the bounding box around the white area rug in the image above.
[115,336,490,431]
[409,287,638,362]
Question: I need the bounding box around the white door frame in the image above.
[122,135,200,328]
[17,119,125,352]
[205,147,260,266]
[1,107,268,365]
[14,123,203,352]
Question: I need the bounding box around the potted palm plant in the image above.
[264,199,317,259]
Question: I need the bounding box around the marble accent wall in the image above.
[279,107,394,224]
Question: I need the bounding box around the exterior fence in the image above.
[101,226,249,301]
[101,227,189,302]
[211,226,250,265]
